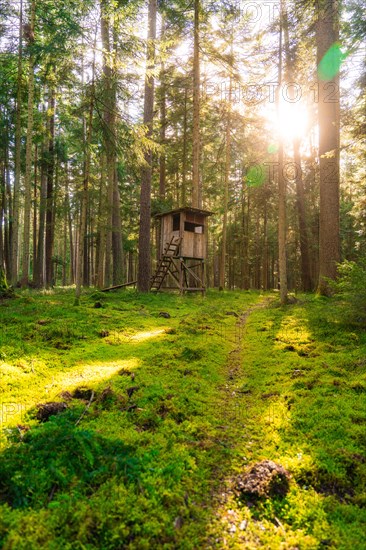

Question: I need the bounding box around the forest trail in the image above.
[225,298,273,381]
[205,297,276,547]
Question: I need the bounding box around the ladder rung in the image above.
[151,236,181,290]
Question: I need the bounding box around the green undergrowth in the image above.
[0,290,365,549]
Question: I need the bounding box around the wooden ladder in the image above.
[150,237,181,291]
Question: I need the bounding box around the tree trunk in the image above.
[111,24,123,285]
[34,136,48,287]
[32,144,38,279]
[104,170,113,287]
[100,0,122,287]
[4,142,12,279]
[96,154,107,288]
[241,185,250,290]
[159,17,167,201]
[11,0,23,284]
[262,194,269,290]
[75,33,96,304]
[317,0,340,295]
[62,186,67,286]
[293,139,312,290]
[192,0,201,208]
[75,43,96,302]
[277,1,288,304]
[100,0,113,288]
[278,146,288,303]
[0,157,4,272]
[137,0,157,292]
[219,76,232,289]
[45,87,56,288]
[157,26,167,262]
[182,84,188,205]
[112,167,124,285]
[21,0,36,286]
[66,166,75,284]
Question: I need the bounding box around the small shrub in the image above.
[330,259,366,322]
[0,269,14,299]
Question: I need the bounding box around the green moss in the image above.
[0,290,365,548]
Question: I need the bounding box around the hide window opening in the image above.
[184,221,204,234]
[173,214,180,231]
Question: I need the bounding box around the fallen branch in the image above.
[75,390,95,426]
[101,281,137,292]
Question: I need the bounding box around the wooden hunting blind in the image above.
[152,207,213,293]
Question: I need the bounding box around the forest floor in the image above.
[0,289,365,549]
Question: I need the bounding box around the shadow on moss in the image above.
[0,417,143,509]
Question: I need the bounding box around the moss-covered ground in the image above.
[0,289,365,549]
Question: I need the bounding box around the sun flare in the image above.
[276,101,309,142]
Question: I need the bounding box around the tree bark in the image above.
[75,40,96,302]
[317,0,340,295]
[4,140,12,279]
[112,166,124,285]
[137,0,157,292]
[0,156,4,272]
[293,139,312,290]
[45,87,56,287]
[34,128,48,287]
[262,193,269,290]
[21,0,36,286]
[100,0,113,288]
[111,23,123,285]
[159,17,167,201]
[32,144,38,279]
[62,182,67,286]
[96,154,107,288]
[219,76,232,289]
[277,0,288,304]
[11,0,23,284]
[241,184,250,290]
[192,0,201,208]
[182,84,189,205]
[100,0,123,287]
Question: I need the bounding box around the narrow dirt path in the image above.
[221,297,274,418]
[205,297,274,548]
